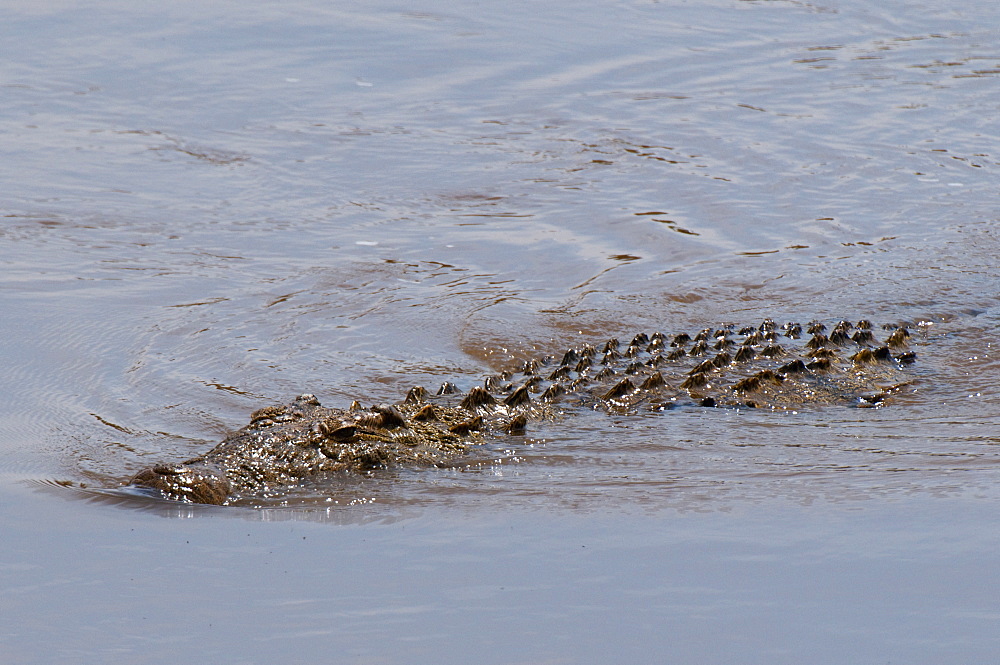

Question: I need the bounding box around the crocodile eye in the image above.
[326,425,357,441]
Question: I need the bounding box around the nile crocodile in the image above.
[128,319,918,504]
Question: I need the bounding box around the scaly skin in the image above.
[128,319,918,504]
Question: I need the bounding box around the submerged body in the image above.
[129,319,918,504]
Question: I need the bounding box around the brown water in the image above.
[2,0,999,662]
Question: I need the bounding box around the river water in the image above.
[2,0,999,662]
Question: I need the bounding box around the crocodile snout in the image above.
[129,462,231,505]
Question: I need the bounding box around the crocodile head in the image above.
[129,462,231,505]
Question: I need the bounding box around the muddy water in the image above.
[2,0,999,662]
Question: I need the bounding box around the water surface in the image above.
[1,0,999,662]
